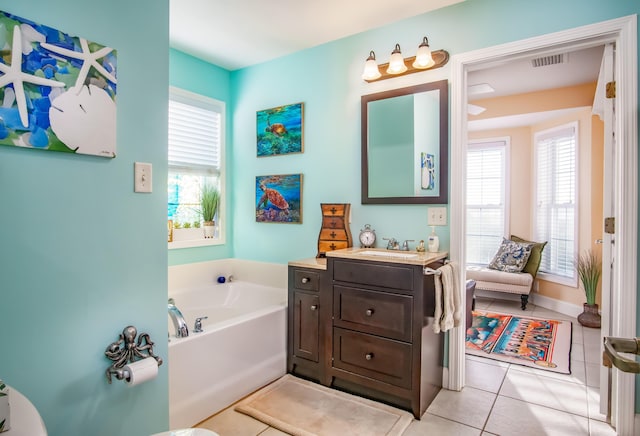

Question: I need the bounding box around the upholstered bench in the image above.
[465,235,546,310]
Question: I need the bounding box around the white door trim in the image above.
[449,14,637,433]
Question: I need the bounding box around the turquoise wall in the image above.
[168,49,233,265]
[0,1,170,436]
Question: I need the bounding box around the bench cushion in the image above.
[466,266,533,295]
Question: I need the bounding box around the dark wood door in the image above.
[293,291,320,362]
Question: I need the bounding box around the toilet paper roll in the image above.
[123,357,158,387]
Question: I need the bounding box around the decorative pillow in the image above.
[488,238,534,273]
[510,235,547,278]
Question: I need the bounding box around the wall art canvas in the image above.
[0,11,117,158]
[421,152,435,190]
[256,174,302,223]
[256,102,303,157]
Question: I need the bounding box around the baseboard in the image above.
[474,289,583,318]
[530,293,583,318]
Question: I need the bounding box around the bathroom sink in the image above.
[358,250,418,259]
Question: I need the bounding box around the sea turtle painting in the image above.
[255,174,302,223]
[256,103,303,157]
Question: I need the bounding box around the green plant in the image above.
[200,184,220,223]
[193,221,201,228]
[575,249,601,305]
[173,221,182,229]
[183,222,191,229]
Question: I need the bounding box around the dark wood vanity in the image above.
[287,249,446,419]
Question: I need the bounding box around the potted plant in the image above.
[200,184,220,239]
[575,249,602,328]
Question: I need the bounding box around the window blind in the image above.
[534,124,577,279]
[466,141,507,265]
[168,89,222,176]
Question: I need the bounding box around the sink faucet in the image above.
[383,237,399,250]
[401,239,414,251]
[168,300,189,338]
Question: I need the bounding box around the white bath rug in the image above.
[234,374,413,436]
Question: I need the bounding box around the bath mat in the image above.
[465,310,572,374]
[234,374,413,436]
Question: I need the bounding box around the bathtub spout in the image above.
[168,302,189,338]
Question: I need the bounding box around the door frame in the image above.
[449,15,637,433]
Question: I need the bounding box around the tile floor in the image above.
[196,297,615,436]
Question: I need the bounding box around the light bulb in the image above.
[386,44,407,74]
[361,51,381,81]
[412,37,435,69]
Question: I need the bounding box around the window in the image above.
[534,123,577,284]
[168,87,225,248]
[466,139,509,265]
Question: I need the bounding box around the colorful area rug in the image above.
[466,311,572,374]
[235,374,413,436]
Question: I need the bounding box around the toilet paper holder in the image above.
[105,325,163,383]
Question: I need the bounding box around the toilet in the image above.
[151,429,219,436]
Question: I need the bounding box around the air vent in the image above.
[531,54,565,67]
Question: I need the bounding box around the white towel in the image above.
[432,261,462,333]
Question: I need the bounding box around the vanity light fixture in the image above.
[362,36,449,83]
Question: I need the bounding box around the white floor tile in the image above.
[485,395,589,435]
[500,367,589,417]
[573,323,585,344]
[587,385,608,423]
[465,358,508,393]
[585,362,601,388]
[465,353,510,369]
[403,413,481,436]
[584,342,602,365]
[508,358,586,386]
[572,342,585,362]
[426,386,496,429]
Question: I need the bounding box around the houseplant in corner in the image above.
[200,183,220,239]
[575,249,602,328]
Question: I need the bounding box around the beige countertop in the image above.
[288,257,327,270]
[325,247,448,266]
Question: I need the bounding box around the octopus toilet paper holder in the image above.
[104,325,163,384]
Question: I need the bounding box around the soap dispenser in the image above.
[427,226,439,252]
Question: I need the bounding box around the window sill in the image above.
[537,271,577,288]
[168,228,225,250]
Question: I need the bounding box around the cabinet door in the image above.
[293,292,320,362]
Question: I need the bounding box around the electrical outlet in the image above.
[134,162,152,193]
[427,207,447,226]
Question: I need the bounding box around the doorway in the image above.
[448,15,638,434]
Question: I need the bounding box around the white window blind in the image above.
[466,140,508,265]
[167,87,224,230]
[534,123,577,281]
[168,88,222,176]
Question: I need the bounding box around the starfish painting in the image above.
[41,36,117,92]
[0,25,65,128]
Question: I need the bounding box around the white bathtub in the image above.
[167,264,287,429]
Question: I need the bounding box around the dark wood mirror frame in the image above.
[361,80,449,204]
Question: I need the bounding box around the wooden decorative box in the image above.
[317,203,352,258]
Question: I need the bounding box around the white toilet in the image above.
[151,429,219,436]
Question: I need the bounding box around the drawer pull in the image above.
[310,305,318,311]
[365,353,374,361]
[365,309,374,317]
[301,277,310,284]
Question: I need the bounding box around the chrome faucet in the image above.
[384,237,400,250]
[401,240,414,251]
[168,300,189,338]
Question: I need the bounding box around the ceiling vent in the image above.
[531,54,565,68]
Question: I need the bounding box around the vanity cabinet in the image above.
[327,257,444,419]
[287,251,445,419]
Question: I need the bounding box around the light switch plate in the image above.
[134,162,152,193]
[427,207,447,226]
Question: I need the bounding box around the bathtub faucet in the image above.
[168,300,189,338]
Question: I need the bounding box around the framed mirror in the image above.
[361,80,448,204]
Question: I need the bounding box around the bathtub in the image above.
[168,273,287,428]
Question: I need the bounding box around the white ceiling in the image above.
[169,0,465,70]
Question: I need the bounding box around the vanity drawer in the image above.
[321,204,348,216]
[333,327,412,389]
[321,216,346,229]
[332,259,414,291]
[292,269,320,292]
[333,285,412,341]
